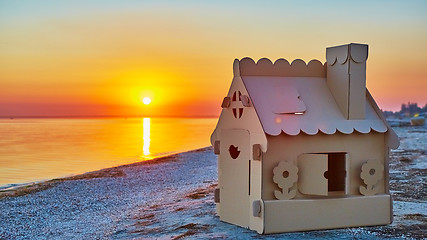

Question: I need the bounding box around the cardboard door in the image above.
[219,129,250,227]
[298,153,328,196]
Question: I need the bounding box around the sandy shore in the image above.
[0,126,426,239]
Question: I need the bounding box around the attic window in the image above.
[272,87,306,115]
[231,91,244,119]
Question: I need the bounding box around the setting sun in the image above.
[142,97,152,105]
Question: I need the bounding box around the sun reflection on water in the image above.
[0,118,218,186]
[142,117,152,159]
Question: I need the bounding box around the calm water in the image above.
[0,117,217,188]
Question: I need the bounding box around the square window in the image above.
[326,153,347,192]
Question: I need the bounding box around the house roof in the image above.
[242,75,388,136]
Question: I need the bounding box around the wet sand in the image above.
[0,127,426,239]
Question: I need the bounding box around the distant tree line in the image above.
[383,102,427,118]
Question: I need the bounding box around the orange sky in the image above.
[1,1,426,117]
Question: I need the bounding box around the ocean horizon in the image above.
[0,117,217,189]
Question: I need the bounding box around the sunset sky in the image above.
[1,0,426,117]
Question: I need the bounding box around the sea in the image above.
[0,117,217,189]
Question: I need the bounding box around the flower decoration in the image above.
[273,161,298,190]
[360,159,384,186]
[359,159,384,196]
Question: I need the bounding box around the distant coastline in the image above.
[383,102,427,119]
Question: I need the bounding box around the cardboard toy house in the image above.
[210,43,399,234]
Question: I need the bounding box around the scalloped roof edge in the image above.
[234,57,326,77]
[326,43,368,66]
[266,125,388,137]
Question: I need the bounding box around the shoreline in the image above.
[0,117,217,189]
[1,144,220,239]
[0,127,426,239]
[0,146,212,198]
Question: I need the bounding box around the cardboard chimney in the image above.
[211,43,399,234]
[326,43,368,120]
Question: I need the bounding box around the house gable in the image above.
[210,59,267,151]
[210,59,267,232]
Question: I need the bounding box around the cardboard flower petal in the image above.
[360,159,384,186]
[273,161,298,189]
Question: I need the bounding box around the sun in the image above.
[142,97,151,105]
